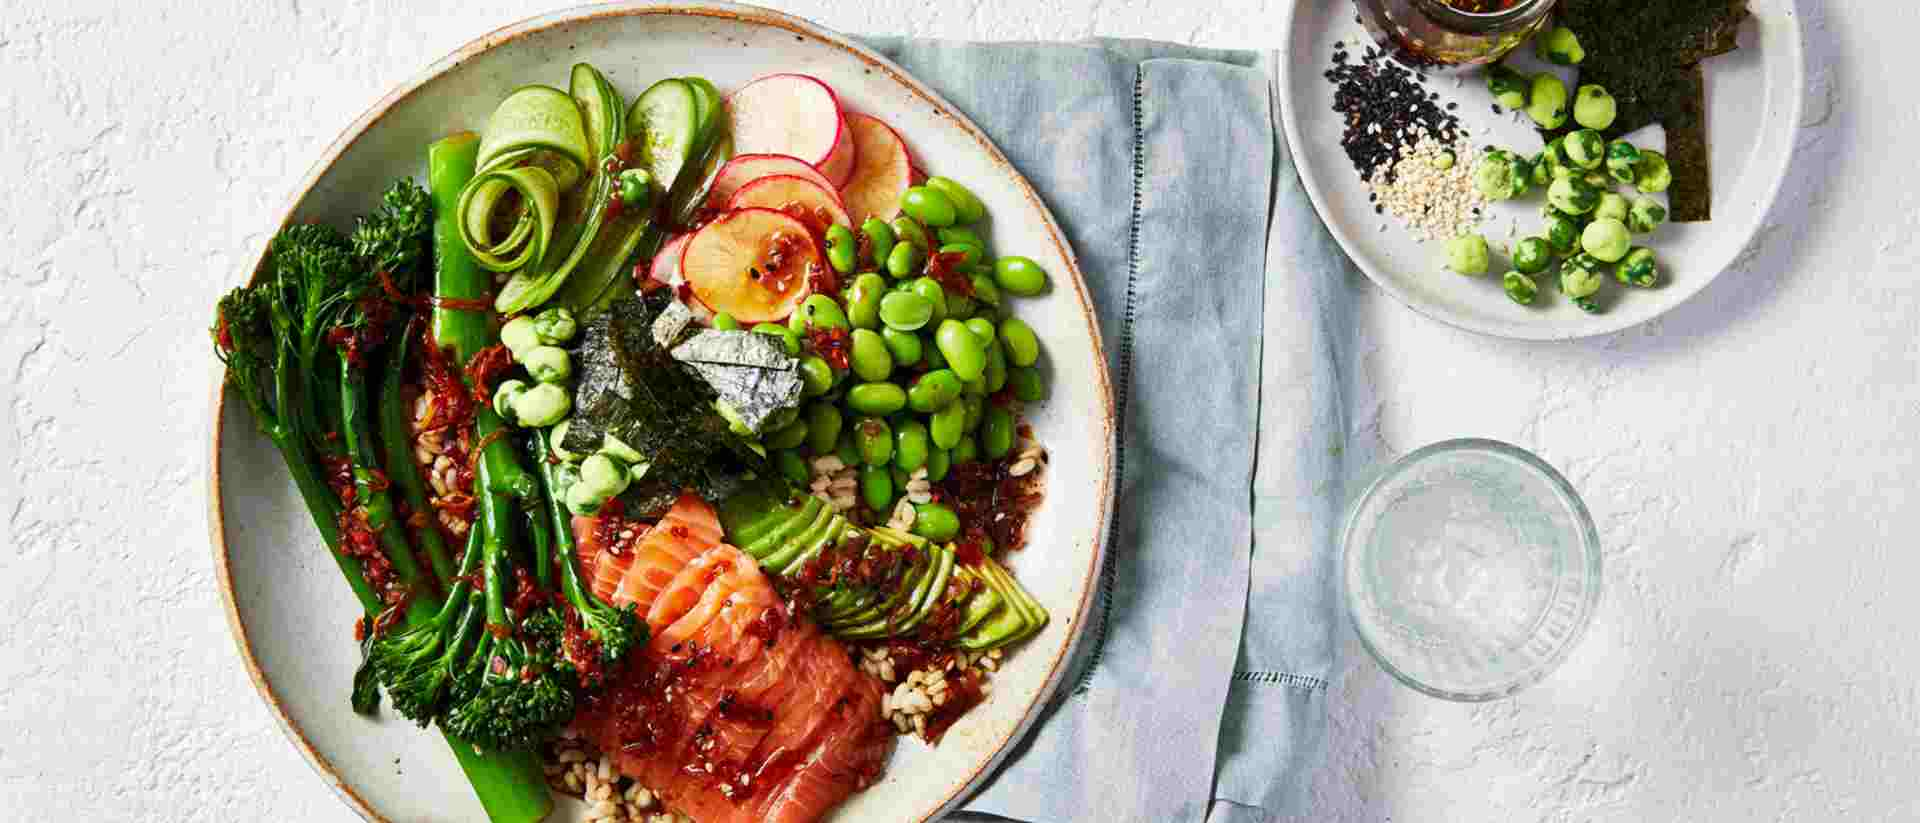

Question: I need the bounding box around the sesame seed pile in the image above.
[1365,133,1487,242]
[1325,43,1464,184]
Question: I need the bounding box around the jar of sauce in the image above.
[1355,0,1556,69]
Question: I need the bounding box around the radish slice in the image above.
[728,174,852,236]
[650,232,693,286]
[840,113,914,225]
[727,74,857,189]
[680,208,819,323]
[908,164,928,186]
[706,154,838,210]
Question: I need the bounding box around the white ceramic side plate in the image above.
[1279,0,1804,339]
[208,4,1115,821]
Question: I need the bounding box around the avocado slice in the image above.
[761,502,839,573]
[952,569,1003,635]
[717,487,798,546]
[776,512,849,574]
[748,497,831,568]
[892,544,956,634]
[842,545,952,639]
[733,495,823,560]
[822,542,928,629]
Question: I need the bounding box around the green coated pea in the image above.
[901,186,958,227]
[854,417,893,466]
[926,176,987,224]
[825,224,857,274]
[938,242,984,267]
[1009,366,1046,402]
[861,218,896,268]
[950,433,979,464]
[774,448,809,487]
[925,448,951,482]
[969,271,1002,306]
[910,502,962,542]
[796,294,849,332]
[909,369,964,413]
[849,329,893,382]
[893,419,930,472]
[798,355,835,397]
[753,322,801,355]
[911,277,949,324]
[981,406,1014,459]
[886,241,924,279]
[845,272,887,330]
[960,394,984,432]
[984,338,1008,393]
[963,316,997,345]
[805,402,842,455]
[880,327,923,366]
[847,382,908,416]
[711,312,740,331]
[929,399,966,449]
[993,256,1048,296]
[998,317,1039,366]
[934,319,987,382]
[937,225,984,248]
[860,463,894,511]
[834,429,862,468]
[889,216,931,252]
[765,417,809,450]
[879,291,933,331]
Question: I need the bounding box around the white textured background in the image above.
[0,1,1874,820]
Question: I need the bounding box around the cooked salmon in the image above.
[573,493,893,823]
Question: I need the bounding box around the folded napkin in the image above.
[858,38,1347,822]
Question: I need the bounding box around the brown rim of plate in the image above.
[206,3,1117,821]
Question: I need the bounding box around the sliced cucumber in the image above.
[476,85,591,188]
[494,168,614,313]
[630,79,700,199]
[570,63,623,162]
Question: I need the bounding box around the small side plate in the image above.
[1279,0,1804,340]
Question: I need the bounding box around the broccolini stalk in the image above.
[530,427,643,670]
[378,320,457,584]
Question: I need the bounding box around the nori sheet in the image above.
[1555,0,1750,221]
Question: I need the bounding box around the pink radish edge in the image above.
[726,73,856,189]
[706,154,837,210]
[728,174,852,230]
[839,112,915,225]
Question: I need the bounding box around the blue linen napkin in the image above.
[857,38,1345,822]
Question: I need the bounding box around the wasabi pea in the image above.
[1559,256,1605,299]
[550,420,580,462]
[500,315,541,358]
[1431,151,1456,170]
[1593,192,1630,224]
[1474,150,1530,200]
[532,306,577,344]
[1581,218,1632,262]
[1564,129,1606,170]
[523,345,571,384]
[1634,150,1673,193]
[1544,214,1581,254]
[1615,247,1658,287]
[1548,175,1601,215]
[1526,72,1569,129]
[1536,26,1585,65]
[1486,63,1530,109]
[1627,196,1668,234]
[512,383,571,427]
[493,379,529,423]
[1444,234,1490,276]
[1573,84,1617,130]
[600,433,643,465]
[1606,140,1643,185]
[1512,237,1553,275]
[1503,271,1539,306]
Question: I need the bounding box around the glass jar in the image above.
[1354,0,1557,69]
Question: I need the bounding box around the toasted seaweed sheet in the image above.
[671,330,804,434]
[1556,0,1750,221]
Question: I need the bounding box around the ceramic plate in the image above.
[208,4,1115,820]
[1279,0,1804,339]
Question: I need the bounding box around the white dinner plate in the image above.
[208,4,1115,820]
[1278,0,1804,339]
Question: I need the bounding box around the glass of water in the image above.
[1342,439,1600,701]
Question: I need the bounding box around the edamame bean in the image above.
[901,186,958,227]
[960,394,984,432]
[711,312,740,331]
[847,382,908,416]
[924,341,948,370]
[911,277,949,324]
[982,406,1014,459]
[844,272,887,330]
[950,433,979,464]
[889,216,931,252]
[893,419,930,472]
[885,241,924,279]
[911,502,962,542]
[795,294,849,333]
[753,322,801,355]
[983,337,1008,393]
[998,317,1039,366]
[805,402,842,455]
[849,329,893,382]
[879,291,933,331]
[947,290,976,320]
[854,417,893,466]
[925,448,951,482]
[929,400,966,449]
[835,429,862,468]
[1009,366,1046,402]
[939,242,983,267]
[861,218,896,268]
[926,177,986,224]
[962,373,987,397]
[938,225,984,248]
[825,224,857,274]
[909,369,963,413]
[860,463,894,511]
[993,256,1048,296]
[881,327,923,365]
[963,316,996,345]
[935,319,987,382]
[774,449,809,486]
[970,271,1001,305]
[765,417,809,450]
[798,355,835,397]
